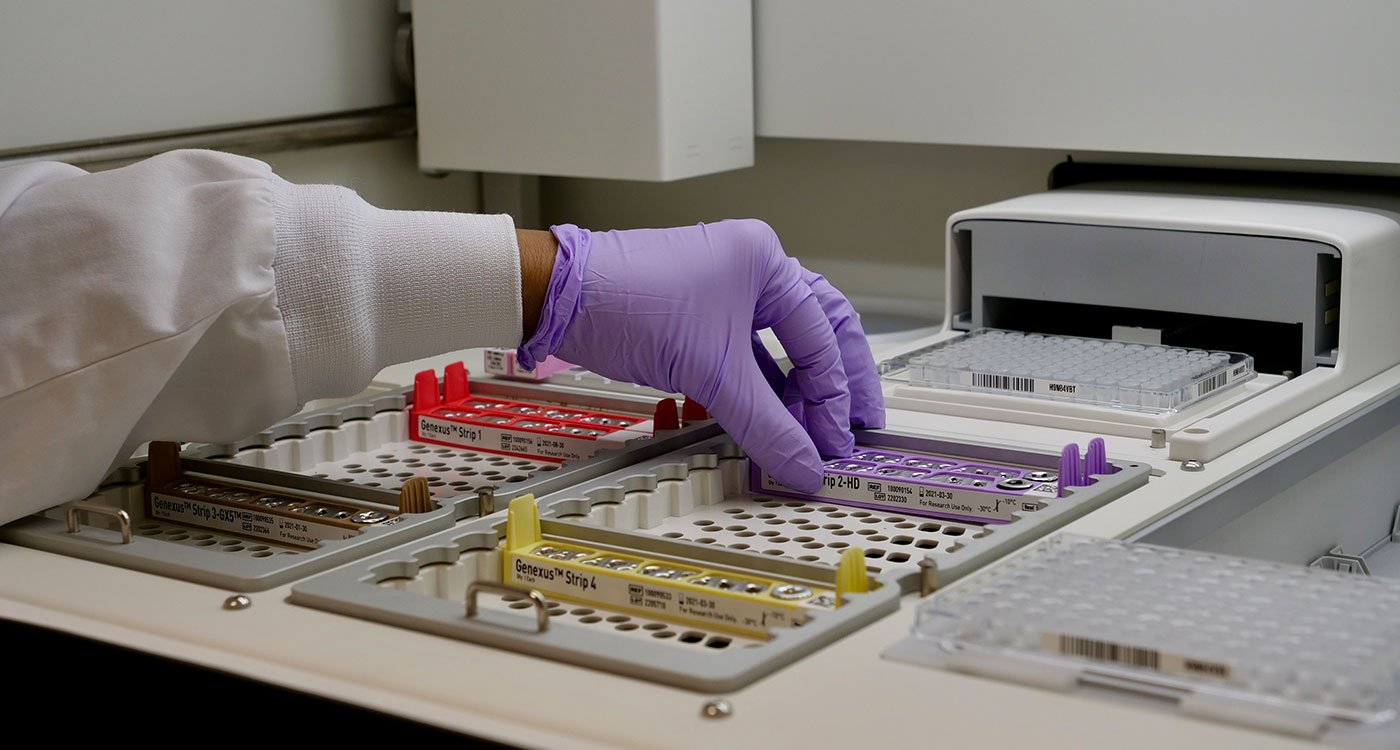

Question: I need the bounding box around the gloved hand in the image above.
[517,220,884,492]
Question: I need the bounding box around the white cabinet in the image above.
[413,0,753,181]
[756,0,1400,164]
[0,0,405,152]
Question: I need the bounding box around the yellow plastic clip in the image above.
[835,547,870,606]
[505,494,541,552]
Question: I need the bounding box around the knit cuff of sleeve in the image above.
[271,177,523,403]
[517,224,590,371]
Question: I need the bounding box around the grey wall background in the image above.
[260,140,481,214]
[542,138,1064,321]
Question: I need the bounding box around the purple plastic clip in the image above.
[1059,437,1114,496]
[1058,445,1081,498]
[1085,437,1108,479]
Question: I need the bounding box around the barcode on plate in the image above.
[1194,371,1229,397]
[971,373,1036,393]
[1054,634,1161,669]
[1041,632,1233,681]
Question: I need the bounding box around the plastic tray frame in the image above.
[288,432,1147,690]
[534,431,1151,593]
[289,513,901,692]
[0,380,720,592]
[187,378,721,521]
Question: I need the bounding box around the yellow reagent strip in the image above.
[501,496,867,637]
[506,494,541,552]
[835,547,870,606]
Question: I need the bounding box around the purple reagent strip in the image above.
[1086,437,1108,478]
[1059,444,1081,498]
[823,451,1035,496]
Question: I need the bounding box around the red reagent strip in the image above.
[409,362,656,461]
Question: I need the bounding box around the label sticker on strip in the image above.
[755,470,1053,523]
[505,555,812,632]
[483,348,511,376]
[149,493,361,549]
[416,415,608,461]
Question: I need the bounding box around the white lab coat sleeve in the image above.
[0,149,523,526]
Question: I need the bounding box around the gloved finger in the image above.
[801,270,886,429]
[771,293,854,458]
[750,331,786,395]
[756,333,811,428]
[780,374,808,431]
[702,354,825,493]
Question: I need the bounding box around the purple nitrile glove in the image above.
[518,220,885,493]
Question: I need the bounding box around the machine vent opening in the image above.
[981,297,1307,376]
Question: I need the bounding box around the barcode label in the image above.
[1194,371,1229,398]
[1042,632,1233,681]
[971,373,1036,393]
[1053,634,1161,669]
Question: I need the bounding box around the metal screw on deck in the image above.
[223,595,252,611]
[1181,459,1205,472]
[701,698,733,719]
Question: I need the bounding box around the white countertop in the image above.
[5,337,1396,749]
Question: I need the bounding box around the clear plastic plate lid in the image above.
[880,329,1256,413]
[914,534,1400,725]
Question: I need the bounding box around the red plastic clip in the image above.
[443,361,470,402]
[413,370,440,410]
[681,397,709,424]
[652,398,680,431]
